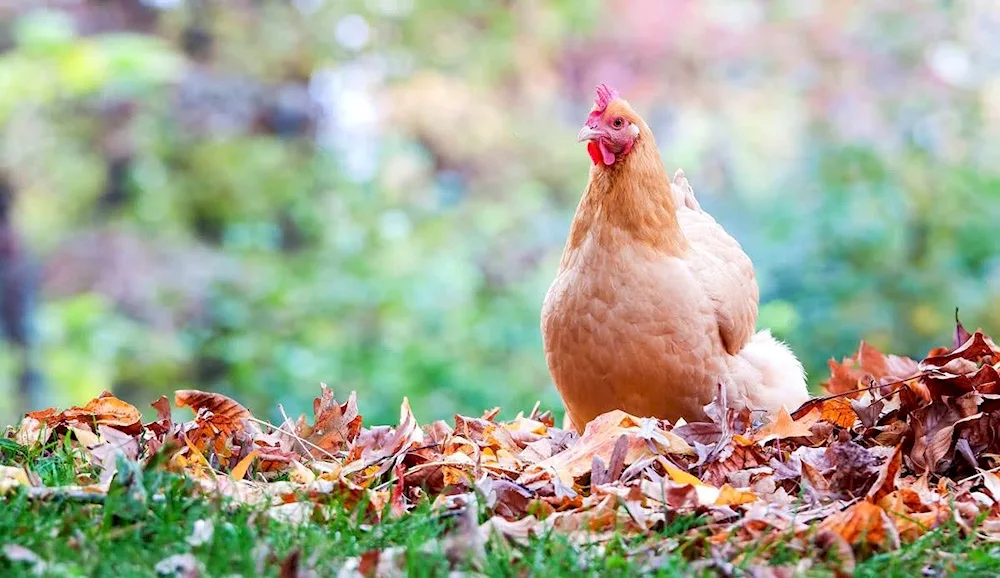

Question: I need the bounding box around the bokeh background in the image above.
[1,0,998,426]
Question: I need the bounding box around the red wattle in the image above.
[587,141,602,165]
[597,140,616,165]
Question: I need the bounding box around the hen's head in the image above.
[577,84,642,166]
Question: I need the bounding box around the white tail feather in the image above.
[738,329,811,415]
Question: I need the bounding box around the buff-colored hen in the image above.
[542,85,810,432]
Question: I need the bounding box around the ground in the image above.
[2,440,1000,577]
[4,329,1000,577]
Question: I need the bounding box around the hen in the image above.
[542,85,810,432]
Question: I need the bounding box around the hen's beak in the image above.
[577,126,603,142]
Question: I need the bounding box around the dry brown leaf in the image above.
[299,386,362,453]
[819,501,899,549]
[62,392,143,434]
[867,445,902,505]
[823,342,918,396]
[526,411,664,487]
[175,390,252,421]
[753,407,818,445]
[174,390,254,453]
[68,425,100,448]
[147,396,173,436]
[24,407,59,426]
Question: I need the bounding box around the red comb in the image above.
[593,83,619,112]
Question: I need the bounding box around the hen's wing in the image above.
[672,170,758,355]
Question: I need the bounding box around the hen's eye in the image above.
[613,118,624,128]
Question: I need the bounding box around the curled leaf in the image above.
[175,390,252,421]
[62,392,143,434]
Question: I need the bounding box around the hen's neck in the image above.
[565,136,687,257]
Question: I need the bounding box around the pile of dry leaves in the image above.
[6,321,1000,574]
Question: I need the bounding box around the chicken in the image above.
[541,84,810,432]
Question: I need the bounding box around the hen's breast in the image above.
[541,231,728,428]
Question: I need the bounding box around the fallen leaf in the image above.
[480,515,538,544]
[823,342,918,396]
[819,501,899,549]
[69,425,101,448]
[0,466,30,494]
[62,392,142,434]
[715,483,757,506]
[954,309,973,350]
[24,407,59,426]
[664,464,703,487]
[148,396,173,436]
[268,502,315,525]
[14,417,50,447]
[867,445,902,504]
[527,411,666,486]
[89,425,140,474]
[231,450,261,480]
[299,385,362,453]
[850,396,884,429]
[753,407,817,444]
[982,470,1000,502]
[175,390,252,421]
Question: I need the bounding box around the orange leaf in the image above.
[176,390,252,447]
[25,407,60,426]
[892,509,949,542]
[819,501,898,549]
[867,445,902,504]
[714,484,757,506]
[231,450,260,480]
[175,390,252,421]
[61,393,142,434]
[146,396,173,436]
[822,341,917,396]
[816,397,858,428]
[298,386,363,454]
[753,407,817,444]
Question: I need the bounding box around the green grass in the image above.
[3,443,1000,577]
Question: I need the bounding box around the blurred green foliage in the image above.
[1,1,998,426]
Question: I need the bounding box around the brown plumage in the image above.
[542,85,810,432]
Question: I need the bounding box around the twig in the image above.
[823,373,925,402]
[21,486,166,504]
[871,385,905,405]
[957,465,1000,485]
[792,372,927,418]
[246,415,342,464]
[280,404,322,462]
[23,486,107,503]
[362,442,442,470]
